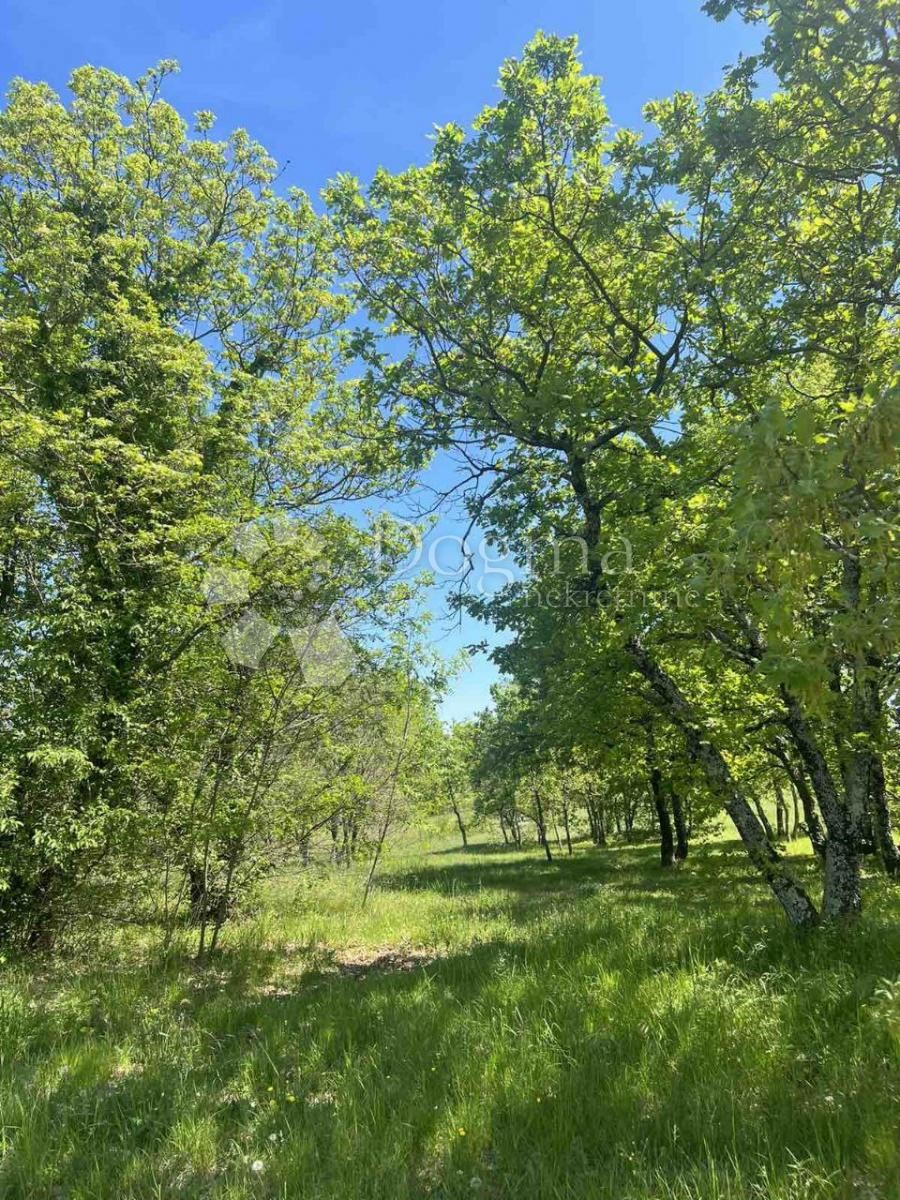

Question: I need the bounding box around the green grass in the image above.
[1,834,899,1199]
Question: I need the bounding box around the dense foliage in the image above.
[0,62,435,949]
[327,0,899,926]
[0,0,897,959]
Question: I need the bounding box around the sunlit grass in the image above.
[1,833,898,1198]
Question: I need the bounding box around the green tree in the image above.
[0,63,412,947]
[328,12,897,926]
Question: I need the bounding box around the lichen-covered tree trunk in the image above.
[780,689,861,919]
[628,637,819,928]
[869,756,900,878]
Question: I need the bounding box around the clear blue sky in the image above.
[1,0,761,721]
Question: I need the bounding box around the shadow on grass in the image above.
[2,841,900,1199]
[378,838,809,918]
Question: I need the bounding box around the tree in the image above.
[0,63,415,947]
[432,722,476,849]
[328,11,898,926]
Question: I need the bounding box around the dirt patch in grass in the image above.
[254,942,442,996]
[329,944,441,977]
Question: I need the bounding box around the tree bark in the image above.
[790,780,801,839]
[552,815,563,849]
[822,835,861,922]
[624,799,636,839]
[780,687,861,919]
[869,757,900,877]
[771,745,827,859]
[650,768,676,868]
[511,812,522,849]
[775,781,789,839]
[671,790,689,861]
[533,790,553,863]
[561,794,574,855]
[449,793,468,849]
[627,637,819,928]
[595,799,607,846]
[754,796,776,842]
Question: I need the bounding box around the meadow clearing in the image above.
[2,831,898,1200]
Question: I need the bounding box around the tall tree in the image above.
[0,63,413,946]
[328,11,897,925]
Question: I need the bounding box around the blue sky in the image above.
[1,0,761,720]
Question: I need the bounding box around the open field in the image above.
[1,835,899,1200]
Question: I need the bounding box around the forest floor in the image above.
[1,833,899,1200]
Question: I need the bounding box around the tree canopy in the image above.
[0,0,898,949]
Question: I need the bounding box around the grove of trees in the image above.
[1,0,897,950]
[328,0,899,927]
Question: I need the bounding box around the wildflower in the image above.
[250,1160,265,1174]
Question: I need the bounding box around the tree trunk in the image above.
[781,687,861,919]
[843,750,875,853]
[753,796,776,842]
[775,781,789,839]
[509,811,522,849]
[340,818,350,865]
[627,637,819,928]
[187,864,206,924]
[584,797,597,844]
[595,800,607,846]
[822,835,861,921]
[650,768,675,868]
[790,781,801,839]
[450,794,468,849]
[624,800,636,839]
[552,815,562,849]
[671,790,689,861]
[869,757,900,877]
[533,790,553,863]
[585,795,606,846]
[773,747,827,859]
[561,795,573,855]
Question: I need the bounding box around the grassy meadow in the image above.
[1,833,899,1200]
